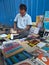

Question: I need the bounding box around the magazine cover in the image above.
[37,52,49,65]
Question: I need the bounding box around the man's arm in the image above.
[14,22,17,30]
[14,14,19,30]
[17,25,31,33]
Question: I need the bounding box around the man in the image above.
[14,4,32,38]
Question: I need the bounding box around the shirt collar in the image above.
[20,13,27,17]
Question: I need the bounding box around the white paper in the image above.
[37,42,46,48]
[0,34,7,38]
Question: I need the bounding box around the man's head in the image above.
[19,4,27,16]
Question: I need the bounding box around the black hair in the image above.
[19,4,27,11]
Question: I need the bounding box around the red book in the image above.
[3,43,20,52]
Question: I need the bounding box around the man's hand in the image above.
[10,28,17,34]
[17,30,21,33]
[25,25,31,31]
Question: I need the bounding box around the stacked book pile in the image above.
[37,42,49,53]
[4,51,32,65]
[2,41,24,58]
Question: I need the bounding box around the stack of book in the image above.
[2,42,24,58]
[30,49,49,65]
[4,51,32,65]
[37,52,49,65]
[37,42,49,53]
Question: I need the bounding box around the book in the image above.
[28,39,40,47]
[32,58,46,65]
[2,42,24,58]
[14,59,33,65]
[3,43,20,52]
[30,49,44,59]
[37,42,46,48]
[0,34,7,38]
[37,52,49,65]
[20,41,38,53]
[42,44,49,53]
[30,52,49,65]
[4,51,32,65]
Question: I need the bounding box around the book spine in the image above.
[3,44,20,52]
[5,58,13,65]
[22,51,32,58]
[5,46,22,54]
[17,53,27,60]
[11,56,19,62]
[10,56,19,64]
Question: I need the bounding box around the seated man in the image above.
[13,4,32,38]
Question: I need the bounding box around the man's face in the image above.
[20,9,26,16]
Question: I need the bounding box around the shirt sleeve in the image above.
[14,14,18,22]
[27,16,32,25]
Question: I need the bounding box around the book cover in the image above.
[37,42,46,48]
[42,44,49,53]
[37,53,49,65]
[3,43,20,52]
[28,39,40,47]
[30,49,44,59]
[20,41,38,53]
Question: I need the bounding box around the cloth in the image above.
[14,13,32,29]
[17,28,29,38]
[14,30,29,39]
[10,28,29,39]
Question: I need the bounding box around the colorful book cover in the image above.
[30,49,44,59]
[28,39,40,47]
[3,43,20,52]
[42,44,49,53]
[37,53,49,65]
[20,41,38,53]
[5,46,23,54]
[37,42,46,48]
